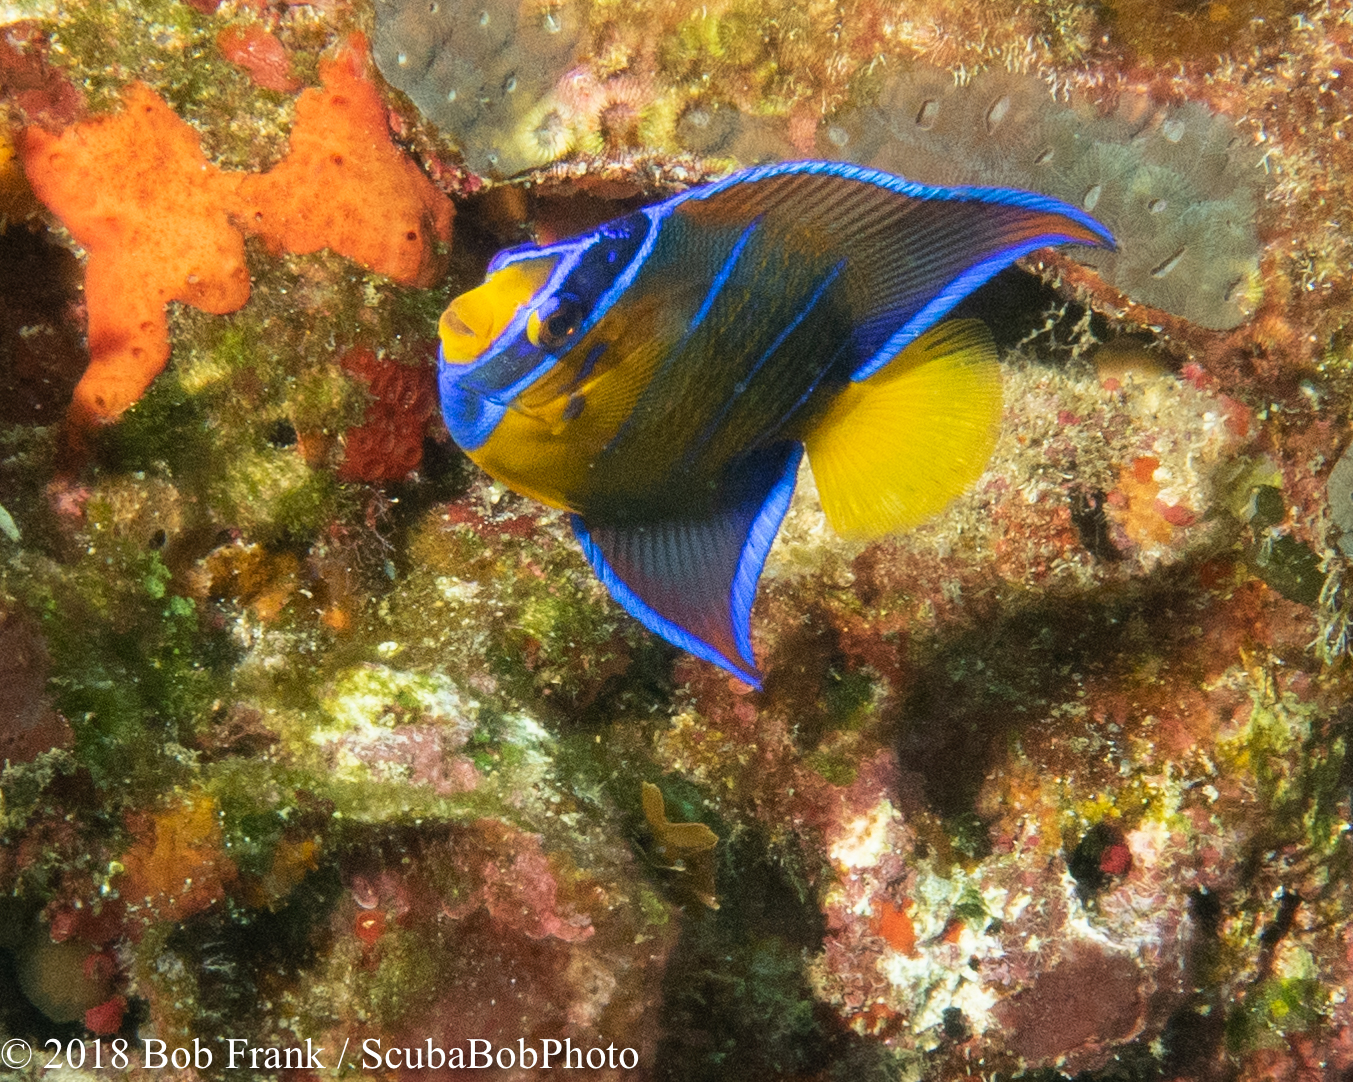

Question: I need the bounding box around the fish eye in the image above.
[527,293,585,350]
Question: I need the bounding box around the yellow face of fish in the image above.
[437,254,583,507]
[438,258,558,365]
[436,210,672,510]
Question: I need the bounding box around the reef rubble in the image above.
[0,0,1351,1080]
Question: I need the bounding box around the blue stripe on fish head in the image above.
[439,209,654,451]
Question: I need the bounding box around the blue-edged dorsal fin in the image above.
[570,445,803,687]
[675,160,1114,380]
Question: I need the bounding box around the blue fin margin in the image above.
[571,445,803,687]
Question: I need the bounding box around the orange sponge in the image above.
[117,796,238,924]
[19,35,454,428]
[235,44,454,289]
[21,85,249,423]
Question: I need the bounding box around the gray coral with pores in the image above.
[818,69,1263,330]
[374,0,584,178]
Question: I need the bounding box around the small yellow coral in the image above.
[642,781,719,909]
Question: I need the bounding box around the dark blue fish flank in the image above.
[437,160,1114,685]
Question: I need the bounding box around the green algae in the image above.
[819,666,878,731]
[944,811,993,863]
[37,0,340,171]
[805,750,858,787]
[638,883,671,926]
[371,498,648,708]
[92,248,450,551]
[1225,975,1327,1053]
[7,544,230,795]
[45,0,210,113]
[363,924,443,1028]
[0,748,80,842]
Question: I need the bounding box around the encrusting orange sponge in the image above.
[21,84,250,424]
[235,44,454,289]
[19,35,454,428]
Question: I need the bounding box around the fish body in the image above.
[438,160,1112,684]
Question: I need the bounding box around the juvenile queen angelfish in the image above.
[438,161,1112,685]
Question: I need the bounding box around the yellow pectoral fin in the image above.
[805,319,1002,540]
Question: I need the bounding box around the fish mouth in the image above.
[439,253,562,364]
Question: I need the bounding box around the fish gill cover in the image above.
[373,0,1265,330]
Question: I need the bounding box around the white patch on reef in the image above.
[1003,891,1033,923]
[499,710,557,765]
[828,800,898,871]
[763,460,850,582]
[436,574,481,602]
[1124,817,1173,875]
[314,664,479,750]
[875,868,1008,1045]
[0,0,56,24]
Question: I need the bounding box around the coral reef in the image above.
[820,74,1263,330]
[374,0,1267,334]
[0,0,1351,1079]
[18,34,452,427]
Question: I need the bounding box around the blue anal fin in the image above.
[571,445,803,687]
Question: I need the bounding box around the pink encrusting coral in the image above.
[436,821,596,942]
[311,819,676,1079]
[2,0,1352,1077]
[216,25,301,93]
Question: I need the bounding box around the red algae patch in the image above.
[0,21,84,129]
[993,944,1147,1070]
[83,993,128,1036]
[216,25,301,93]
[18,35,453,428]
[0,610,74,763]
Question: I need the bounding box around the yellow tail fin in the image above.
[804,320,1002,540]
